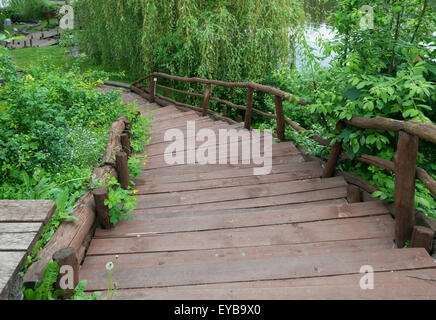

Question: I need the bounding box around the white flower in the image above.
[106,262,114,271]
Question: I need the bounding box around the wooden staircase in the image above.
[79,92,436,299]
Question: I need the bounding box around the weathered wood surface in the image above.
[0,200,55,223]
[79,87,436,300]
[0,200,55,299]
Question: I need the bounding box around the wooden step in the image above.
[90,268,436,300]
[95,201,390,238]
[87,215,393,255]
[81,246,433,290]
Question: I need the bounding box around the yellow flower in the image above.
[90,121,95,125]
[25,74,34,81]
[143,162,147,166]
[144,155,148,158]
[133,190,138,194]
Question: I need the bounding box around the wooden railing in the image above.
[131,72,436,248]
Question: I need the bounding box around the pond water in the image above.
[295,0,337,70]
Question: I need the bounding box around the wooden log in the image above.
[244,87,254,130]
[344,117,436,145]
[394,131,419,248]
[149,72,308,106]
[120,133,132,158]
[416,168,436,199]
[274,95,285,141]
[92,188,111,230]
[201,84,211,116]
[52,247,79,299]
[347,185,361,203]
[411,226,434,253]
[116,152,129,190]
[101,116,127,165]
[149,77,156,103]
[322,121,346,178]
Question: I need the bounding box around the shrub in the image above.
[8,0,57,22]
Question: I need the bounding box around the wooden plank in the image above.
[394,131,419,248]
[148,122,243,145]
[82,238,395,289]
[0,200,55,223]
[135,169,323,194]
[135,177,347,209]
[93,268,436,300]
[83,238,394,272]
[142,151,304,171]
[134,186,348,214]
[0,233,38,251]
[87,215,394,255]
[95,201,389,237]
[82,247,431,290]
[136,161,323,186]
[0,223,42,233]
[0,251,27,299]
[128,199,348,220]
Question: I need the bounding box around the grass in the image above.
[9,45,136,83]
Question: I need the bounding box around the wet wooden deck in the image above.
[79,94,436,299]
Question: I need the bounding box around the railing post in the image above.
[149,77,156,103]
[53,247,79,299]
[92,188,112,229]
[116,151,130,190]
[274,95,285,141]
[394,131,419,248]
[202,83,211,116]
[322,121,345,178]
[244,88,254,130]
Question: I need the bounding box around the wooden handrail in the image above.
[130,73,436,232]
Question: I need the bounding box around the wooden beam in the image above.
[322,121,345,178]
[92,188,112,230]
[201,84,211,116]
[347,185,361,203]
[411,226,434,253]
[274,95,285,141]
[394,131,419,248]
[244,88,254,130]
[53,247,79,299]
[116,152,130,190]
[149,77,156,103]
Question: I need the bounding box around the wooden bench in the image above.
[0,200,55,300]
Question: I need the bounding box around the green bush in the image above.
[0,47,151,270]
[8,0,57,22]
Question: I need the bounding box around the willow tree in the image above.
[74,0,304,81]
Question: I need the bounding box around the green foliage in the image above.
[23,261,101,300]
[128,154,146,185]
[7,0,57,22]
[0,47,151,271]
[104,175,137,225]
[74,0,304,81]
[23,261,63,300]
[269,0,436,218]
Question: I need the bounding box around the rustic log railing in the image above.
[131,72,436,248]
